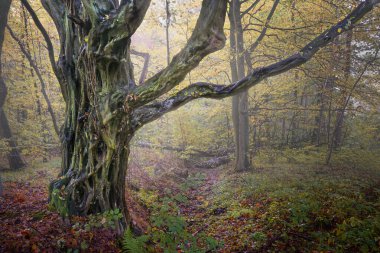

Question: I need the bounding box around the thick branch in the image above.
[118,0,151,30]
[133,0,228,106]
[7,26,60,136]
[88,0,151,61]
[132,0,380,127]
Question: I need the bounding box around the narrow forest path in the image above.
[179,168,222,234]
[177,168,263,252]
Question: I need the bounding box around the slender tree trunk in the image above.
[225,111,232,147]
[325,76,335,164]
[313,80,327,146]
[131,50,150,85]
[281,118,286,145]
[22,7,49,162]
[165,0,171,66]
[326,83,333,145]
[0,0,26,170]
[333,30,353,148]
[229,0,251,171]
[252,125,257,155]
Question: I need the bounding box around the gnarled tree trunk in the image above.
[42,0,228,229]
[46,9,139,228]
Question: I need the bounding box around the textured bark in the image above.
[0,0,26,170]
[40,0,142,229]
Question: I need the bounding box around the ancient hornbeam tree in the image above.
[29,0,378,228]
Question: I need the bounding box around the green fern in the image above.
[122,227,149,253]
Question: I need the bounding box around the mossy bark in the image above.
[45,1,137,227]
[49,49,134,227]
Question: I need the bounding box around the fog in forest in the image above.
[1,0,380,252]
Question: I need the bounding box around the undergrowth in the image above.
[123,172,220,253]
[211,162,380,252]
[123,194,220,252]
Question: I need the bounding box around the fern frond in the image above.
[122,227,149,253]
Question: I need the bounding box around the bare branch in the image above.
[247,0,280,56]
[241,0,261,17]
[21,0,66,101]
[7,25,60,136]
[40,0,65,42]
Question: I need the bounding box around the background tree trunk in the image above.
[0,0,26,170]
[165,0,171,66]
[333,30,353,148]
[229,0,251,172]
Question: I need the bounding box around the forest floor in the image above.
[1,151,380,252]
[0,159,121,253]
[126,147,380,252]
